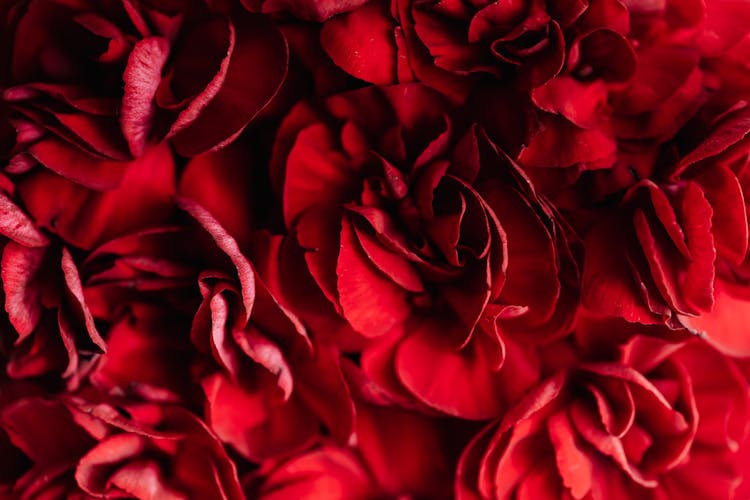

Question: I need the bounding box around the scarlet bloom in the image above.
[271,83,578,419]
[182,199,355,462]
[0,393,243,498]
[456,333,750,499]
[2,0,287,189]
[2,241,105,381]
[320,0,638,101]
[582,104,750,356]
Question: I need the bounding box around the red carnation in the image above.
[270,83,578,419]
[457,332,749,499]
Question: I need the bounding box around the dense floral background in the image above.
[1,0,750,498]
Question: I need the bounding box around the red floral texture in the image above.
[456,330,750,499]
[3,0,286,187]
[0,0,749,497]
[270,83,579,419]
[246,400,474,499]
[182,199,355,462]
[582,104,750,356]
[0,393,243,498]
[320,0,638,101]
[519,0,750,194]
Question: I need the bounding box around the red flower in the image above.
[182,199,355,462]
[3,0,287,188]
[2,242,105,382]
[456,334,750,499]
[582,104,750,356]
[320,0,638,100]
[270,83,578,418]
[0,393,243,498]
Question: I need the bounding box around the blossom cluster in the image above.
[1,0,750,498]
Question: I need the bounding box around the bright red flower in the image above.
[582,104,750,356]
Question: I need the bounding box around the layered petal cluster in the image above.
[3,0,287,183]
[457,331,750,499]
[271,83,578,418]
[1,392,243,498]
[582,103,750,356]
[0,0,749,498]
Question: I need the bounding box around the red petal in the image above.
[581,218,662,323]
[201,372,317,461]
[75,434,148,495]
[26,137,128,190]
[121,37,170,157]
[547,409,593,499]
[178,198,256,324]
[693,164,748,264]
[89,304,192,401]
[2,243,45,339]
[336,217,411,337]
[532,76,609,129]
[0,193,48,247]
[282,122,360,226]
[321,1,397,85]
[1,397,94,467]
[179,143,256,251]
[680,281,750,357]
[293,343,356,446]
[253,447,377,499]
[395,318,522,419]
[518,115,616,169]
[171,13,288,156]
[19,144,175,250]
[356,403,454,497]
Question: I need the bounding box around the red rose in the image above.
[270,83,578,419]
[3,0,287,189]
[456,333,749,499]
[0,393,243,498]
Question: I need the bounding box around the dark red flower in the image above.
[270,83,578,419]
[514,0,750,207]
[2,242,105,382]
[0,393,243,498]
[3,0,287,189]
[320,0,639,100]
[181,199,355,462]
[456,334,749,499]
